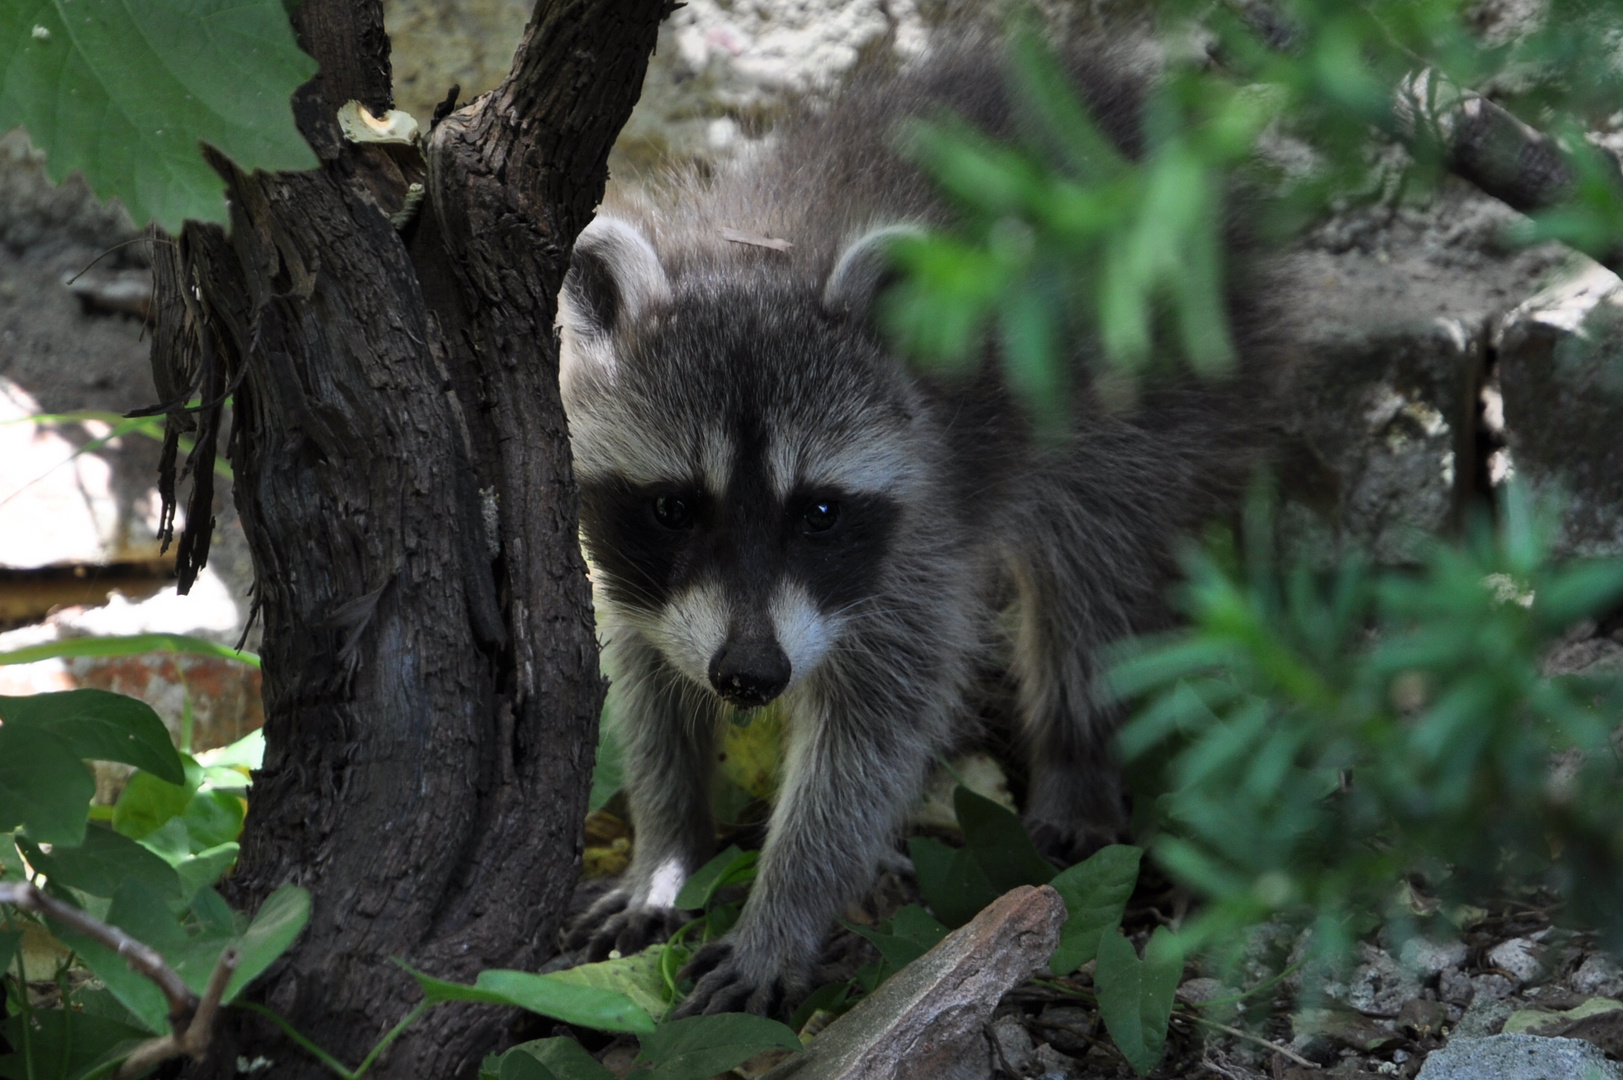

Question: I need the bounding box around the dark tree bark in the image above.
[149,1,668,1075]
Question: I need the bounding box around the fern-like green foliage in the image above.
[1113,484,1623,959]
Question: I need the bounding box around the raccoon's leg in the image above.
[673,674,942,1016]
[566,634,720,959]
[1006,503,1155,864]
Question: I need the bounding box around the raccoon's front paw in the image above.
[670,940,791,1017]
[564,889,689,961]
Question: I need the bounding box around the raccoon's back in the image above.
[610,39,1152,288]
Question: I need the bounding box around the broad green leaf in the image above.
[195,727,266,769]
[115,763,201,840]
[0,724,94,844]
[19,824,181,903]
[546,946,672,1019]
[499,1052,558,1080]
[0,0,319,231]
[0,1009,151,1079]
[954,786,1056,890]
[1049,845,1143,974]
[908,835,999,928]
[673,846,756,911]
[183,788,247,850]
[174,841,241,899]
[848,904,949,973]
[0,689,184,784]
[1095,926,1183,1076]
[0,632,259,669]
[403,962,655,1034]
[224,883,311,1002]
[635,1014,801,1080]
[499,1038,616,1080]
[51,878,180,1034]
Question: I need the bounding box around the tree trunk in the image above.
[150,1,667,1074]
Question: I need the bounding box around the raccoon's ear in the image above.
[561,216,671,340]
[821,224,925,321]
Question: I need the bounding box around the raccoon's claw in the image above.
[564,891,688,960]
[671,941,788,1017]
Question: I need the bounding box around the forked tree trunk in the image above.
[149,1,667,1074]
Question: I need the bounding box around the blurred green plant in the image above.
[884,1,1623,419]
[1112,483,1623,964]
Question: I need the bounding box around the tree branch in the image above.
[0,882,239,1074]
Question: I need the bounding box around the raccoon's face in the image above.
[559,218,927,708]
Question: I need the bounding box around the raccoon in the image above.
[559,41,1276,1016]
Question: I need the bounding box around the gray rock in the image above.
[1495,262,1623,559]
[1276,316,1482,567]
[1440,968,1476,1006]
[988,1016,1035,1076]
[1335,943,1423,1017]
[1489,938,1550,986]
[1415,1034,1623,1080]
[1455,995,1518,1038]
[760,885,1067,1080]
[1030,1043,1083,1080]
[1402,937,1472,980]
[1573,954,1623,998]
[1475,973,1521,1001]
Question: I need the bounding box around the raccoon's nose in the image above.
[707,639,791,708]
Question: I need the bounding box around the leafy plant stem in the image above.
[237,1001,356,1080]
[1031,977,1098,1002]
[14,942,35,1080]
[351,1000,433,1079]
[1177,1012,1316,1068]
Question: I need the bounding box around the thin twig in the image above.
[112,947,240,1078]
[1178,1012,1319,1069]
[0,881,196,1027]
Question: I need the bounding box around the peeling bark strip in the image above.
[144,1,668,1076]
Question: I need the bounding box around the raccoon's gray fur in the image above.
[559,41,1276,1016]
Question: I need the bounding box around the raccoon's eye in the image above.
[801,500,840,534]
[653,494,696,530]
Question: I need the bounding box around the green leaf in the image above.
[634,1014,801,1080]
[0,632,259,669]
[195,727,266,769]
[907,835,999,928]
[1048,845,1143,974]
[545,947,673,1020]
[0,0,319,231]
[114,763,201,840]
[0,689,185,784]
[0,724,94,844]
[403,962,656,1034]
[19,824,182,903]
[498,1038,616,1080]
[954,786,1056,891]
[51,878,179,1034]
[174,841,241,899]
[1095,926,1183,1076]
[225,883,311,1002]
[183,788,247,850]
[0,1009,151,1080]
[673,846,757,911]
[848,904,949,973]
